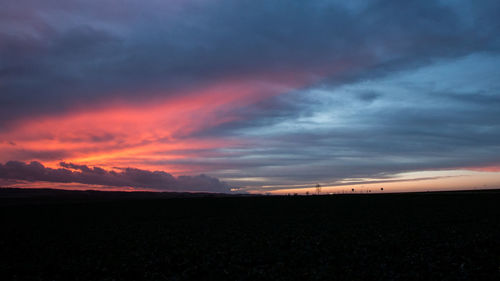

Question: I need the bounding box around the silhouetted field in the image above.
[1,189,499,280]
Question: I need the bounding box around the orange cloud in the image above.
[463,166,500,172]
[0,71,320,176]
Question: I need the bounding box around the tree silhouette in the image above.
[315,184,321,195]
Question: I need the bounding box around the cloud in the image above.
[1,0,499,123]
[0,161,232,193]
[185,53,500,187]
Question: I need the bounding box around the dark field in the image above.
[1,189,499,280]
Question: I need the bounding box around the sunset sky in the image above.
[1,0,499,194]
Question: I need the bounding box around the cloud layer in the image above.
[0,161,231,192]
[2,0,499,122]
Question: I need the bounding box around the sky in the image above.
[1,0,500,194]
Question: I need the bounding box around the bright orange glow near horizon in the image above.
[248,169,500,195]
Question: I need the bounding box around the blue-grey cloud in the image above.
[1,0,499,123]
[182,54,500,186]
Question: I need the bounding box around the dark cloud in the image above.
[356,91,381,103]
[1,0,499,123]
[0,161,232,193]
